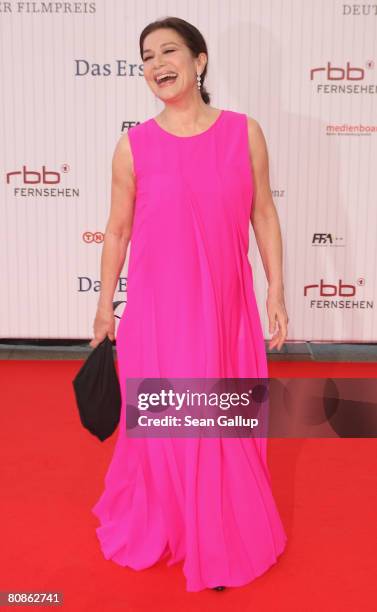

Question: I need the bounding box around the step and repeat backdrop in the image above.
[0,1,376,340]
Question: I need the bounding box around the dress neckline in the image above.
[150,109,225,140]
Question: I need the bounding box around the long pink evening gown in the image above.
[91,108,287,592]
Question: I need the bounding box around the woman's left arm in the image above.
[247,116,289,351]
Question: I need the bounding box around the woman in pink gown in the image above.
[90,16,289,593]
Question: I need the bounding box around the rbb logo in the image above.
[6,165,61,184]
[304,279,356,297]
[312,233,333,244]
[310,62,365,81]
[83,232,104,243]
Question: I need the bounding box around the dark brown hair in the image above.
[139,16,211,105]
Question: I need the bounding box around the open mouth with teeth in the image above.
[155,73,178,87]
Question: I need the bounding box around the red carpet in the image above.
[0,360,376,611]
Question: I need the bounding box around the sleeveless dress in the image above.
[91,108,287,592]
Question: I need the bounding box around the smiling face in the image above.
[141,28,207,101]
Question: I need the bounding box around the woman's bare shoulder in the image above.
[246,116,268,153]
[112,131,136,181]
[245,115,270,173]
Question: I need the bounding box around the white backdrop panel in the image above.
[0,0,376,339]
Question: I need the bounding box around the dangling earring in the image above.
[196,72,201,90]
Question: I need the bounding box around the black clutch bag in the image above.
[72,336,121,441]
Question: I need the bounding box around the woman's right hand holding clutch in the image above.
[89,304,115,348]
